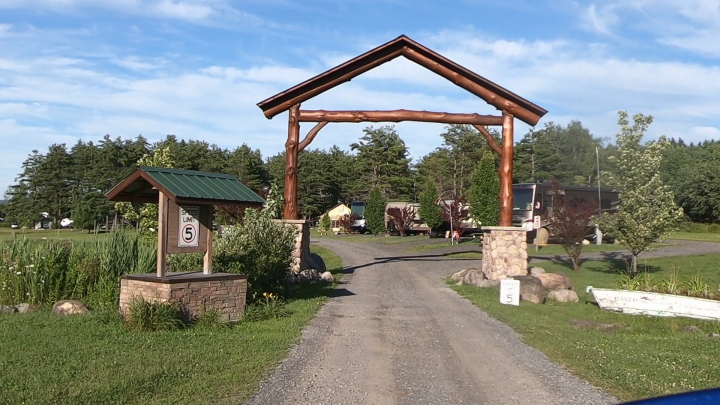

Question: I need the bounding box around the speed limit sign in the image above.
[178,206,200,247]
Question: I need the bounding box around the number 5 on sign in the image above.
[178,206,200,247]
[500,279,520,306]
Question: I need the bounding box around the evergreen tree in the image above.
[319,213,331,234]
[595,111,684,275]
[365,187,386,235]
[350,125,413,200]
[418,177,444,232]
[468,150,500,227]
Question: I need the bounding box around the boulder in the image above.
[308,253,327,273]
[320,271,334,283]
[511,275,547,304]
[14,303,40,314]
[0,305,18,314]
[548,289,579,303]
[450,268,475,283]
[476,279,500,288]
[534,272,572,291]
[582,239,591,246]
[462,269,486,286]
[298,269,321,284]
[52,300,88,316]
[529,267,546,276]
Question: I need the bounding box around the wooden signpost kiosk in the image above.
[106,166,265,322]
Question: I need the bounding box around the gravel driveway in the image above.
[246,239,617,405]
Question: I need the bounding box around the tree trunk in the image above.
[632,254,638,277]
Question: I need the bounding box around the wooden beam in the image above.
[473,125,502,156]
[284,104,300,220]
[499,111,514,227]
[157,191,169,277]
[298,109,504,125]
[203,206,214,275]
[401,47,541,126]
[298,121,328,152]
[261,49,403,119]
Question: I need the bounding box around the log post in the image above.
[203,205,214,275]
[284,104,300,220]
[499,111,514,227]
[157,191,169,277]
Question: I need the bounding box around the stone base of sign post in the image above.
[481,226,529,280]
[119,272,247,323]
[275,219,311,274]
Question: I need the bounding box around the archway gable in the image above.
[256,35,547,126]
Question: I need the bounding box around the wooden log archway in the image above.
[258,35,548,226]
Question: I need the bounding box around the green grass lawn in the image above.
[670,231,720,243]
[451,253,720,402]
[0,245,343,405]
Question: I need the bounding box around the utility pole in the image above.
[595,147,603,245]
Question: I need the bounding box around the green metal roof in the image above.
[106,166,266,206]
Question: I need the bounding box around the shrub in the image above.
[242,292,289,322]
[337,213,360,234]
[214,208,296,298]
[440,193,470,236]
[124,296,184,332]
[548,178,598,272]
[193,307,227,329]
[386,206,415,236]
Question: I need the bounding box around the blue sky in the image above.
[1,0,720,193]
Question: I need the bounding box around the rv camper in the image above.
[511,181,619,238]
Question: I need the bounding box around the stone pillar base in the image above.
[275,219,310,274]
[481,226,529,280]
[119,272,247,323]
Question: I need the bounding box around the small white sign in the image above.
[533,215,542,230]
[178,206,200,247]
[500,279,520,306]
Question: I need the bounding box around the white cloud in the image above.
[0,0,258,25]
[578,0,720,57]
[3,24,720,193]
[112,56,168,71]
[581,4,620,36]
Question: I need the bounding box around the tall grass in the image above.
[0,231,156,307]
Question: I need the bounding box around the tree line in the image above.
[4,118,720,228]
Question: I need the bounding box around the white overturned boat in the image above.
[586,286,720,321]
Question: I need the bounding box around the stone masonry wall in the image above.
[482,227,529,280]
[119,276,247,323]
[274,219,310,274]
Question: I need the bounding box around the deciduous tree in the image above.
[548,178,598,272]
[594,111,684,275]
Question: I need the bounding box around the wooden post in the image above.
[284,103,300,220]
[500,111,514,227]
[157,191,169,277]
[203,206,214,275]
